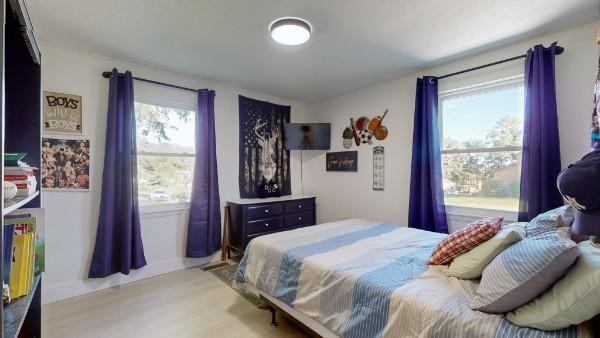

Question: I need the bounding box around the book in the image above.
[2,224,15,285]
[4,174,33,180]
[3,214,30,287]
[4,168,36,175]
[13,208,45,274]
[6,216,37,299]
[15,186,37,197]
[4,153,27,166]
[9,234,27,299]
[22,233,32,294]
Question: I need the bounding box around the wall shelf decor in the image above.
[343,110,389,149]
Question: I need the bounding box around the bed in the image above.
[235,219,594,338]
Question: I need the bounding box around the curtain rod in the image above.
[102,71,198,93]
[436,44,565,80]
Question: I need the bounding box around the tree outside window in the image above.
[135,102,195,206]
[440,78,524,211]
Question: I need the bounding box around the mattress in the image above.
[235,219,593,338]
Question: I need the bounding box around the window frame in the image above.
[134,98,197,215]
[438,75,524,219]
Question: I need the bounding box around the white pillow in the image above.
[445,223,525,279]
[506,240,600,330]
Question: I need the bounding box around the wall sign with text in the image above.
[43,91,83,134]
[373,146,384,191]
[326,151,358,172]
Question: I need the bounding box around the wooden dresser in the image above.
[226,195,316,256]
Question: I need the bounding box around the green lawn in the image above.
[444,195,518,211]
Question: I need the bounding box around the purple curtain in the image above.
[518,43,564,221]
[186,89,221,258]
[89,69,147,278]
[408,76,448,234]
[592,55,600,149]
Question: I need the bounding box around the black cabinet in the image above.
[227,196,316,256]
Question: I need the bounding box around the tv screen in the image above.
[284,123,331,150]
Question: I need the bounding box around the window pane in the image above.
[442,86,524,150]
[442,151,521,211]
[137,155,194,206]
[135,102,195,154]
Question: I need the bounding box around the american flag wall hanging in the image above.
[238,95,291,198]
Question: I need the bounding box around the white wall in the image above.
[41,44,309,303]
[304,23,599,229]
[42,21,597,303]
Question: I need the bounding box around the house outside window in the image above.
[439,76,524,212]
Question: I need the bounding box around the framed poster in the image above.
[373,146,384,191]
[41,138,90,191]
[326,151,358,172]
[43,91,83,134]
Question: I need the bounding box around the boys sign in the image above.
[43,91,83,134]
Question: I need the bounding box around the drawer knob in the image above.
[265,209,269,213]
[265,223,269,227]
[298,217,303,221]
[298,205,302,208]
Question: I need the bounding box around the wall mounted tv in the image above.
[284,123,331,150]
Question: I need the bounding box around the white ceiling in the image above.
[28,0,599,103]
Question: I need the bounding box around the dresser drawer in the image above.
[285,211,314,227]
[246,216,282,235]
[226,197,317,257]
[284,199,314,214]
[246,203,283,220]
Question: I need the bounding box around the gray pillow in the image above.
[471,227,579,313]
[526,205,575,237]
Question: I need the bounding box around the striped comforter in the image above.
[235,219,592,338]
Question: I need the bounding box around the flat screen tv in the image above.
[284,123,331,150]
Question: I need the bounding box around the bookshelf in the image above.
[3,276,39,338]
[3,192,40,217]
[1,0,43,337]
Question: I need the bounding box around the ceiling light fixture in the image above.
[269,17,312,46]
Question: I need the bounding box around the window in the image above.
[135,102,195,206]
[440,76,524,212]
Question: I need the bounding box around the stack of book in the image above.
[4,153,37,198]
[2,211,45,303]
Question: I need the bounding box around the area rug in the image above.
[208,263,264,307]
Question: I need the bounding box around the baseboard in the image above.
[42,253,220,304]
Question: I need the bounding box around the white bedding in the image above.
[235,219,593,338]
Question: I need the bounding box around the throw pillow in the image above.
[527,205,575,237]
[506,241,600,330]
[445,222,525,279]
[471,227,580,313]
[428,217,503,265]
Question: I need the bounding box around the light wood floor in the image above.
[42,267,308,338]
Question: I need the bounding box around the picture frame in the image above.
[326,151,358,172]
[41,138,90,191]
[43,91,83,135]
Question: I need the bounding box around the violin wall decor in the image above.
[342,109,389,149]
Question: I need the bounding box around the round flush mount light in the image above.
[269,17,312,46]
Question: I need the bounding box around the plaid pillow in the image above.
[428,217,503,265]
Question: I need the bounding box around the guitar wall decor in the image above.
[342,109,389,149]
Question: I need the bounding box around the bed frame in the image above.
[248,284,600,338]
[245,284,338,338]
